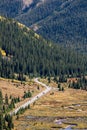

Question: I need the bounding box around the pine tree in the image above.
[5,94,8,105]
[62,87,64,91]
[48,76,51,83]
[0,90,3,111]
[0,114,3,130]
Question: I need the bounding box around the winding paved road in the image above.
[10,78,52,115]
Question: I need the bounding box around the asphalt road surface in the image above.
[10,78,52,115]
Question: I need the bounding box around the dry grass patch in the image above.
[13,79,87,129]
[0,78,45,98]
[0,77,45,111]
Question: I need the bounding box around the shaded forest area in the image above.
[0,17,87,79]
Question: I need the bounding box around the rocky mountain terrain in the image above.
[0,0,87,49]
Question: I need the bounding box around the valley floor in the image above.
[12,78,87,130]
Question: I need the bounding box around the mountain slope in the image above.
[0,0,44,17]
[0,0,23,17]
[0,16,87,78]
[16,0,87,46]
[0,0,86,48]
[36,0,87,44]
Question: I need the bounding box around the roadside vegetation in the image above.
[12,77,87,130]
[0,76,87,129]
[0,77,45,130]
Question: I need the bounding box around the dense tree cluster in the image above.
[0,0,22,17]
[0,90,14,130]
[23,91,32,99]
[16,105,30,115]
[69,76,87,90]
[0,17,87,79]
[0,89,31,129]
[0,0,87,52]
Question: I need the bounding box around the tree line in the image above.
[69,76,87,90]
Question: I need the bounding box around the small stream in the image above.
[26,116,80,129]
[55,118,77,130]
[65,124,77,130]
[55,119,66,124]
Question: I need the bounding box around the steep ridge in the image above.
[0,0,86,49]
[16,0,87,47]
[0,16,87,78]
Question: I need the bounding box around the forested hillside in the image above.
[0,0,23,17]
[0,16,87,79]
[16,0,87,49]
[35,0,87,44]
[0,0,86,52]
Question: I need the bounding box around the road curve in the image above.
[10,78,52,115]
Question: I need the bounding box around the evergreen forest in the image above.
[0,16,87,79]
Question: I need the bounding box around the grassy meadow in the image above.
[13,78,87,130]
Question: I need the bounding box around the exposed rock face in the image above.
[22,0,33,9]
